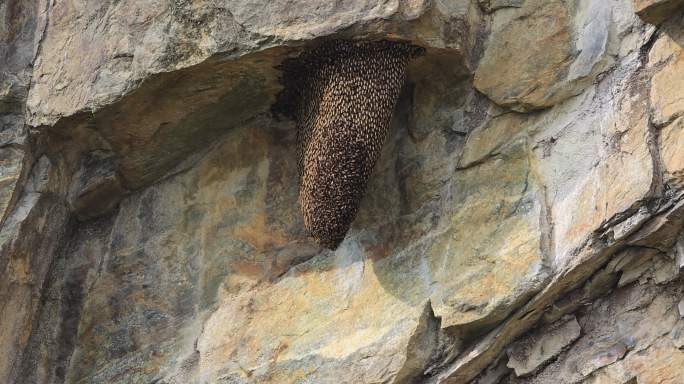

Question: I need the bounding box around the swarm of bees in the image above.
[279,40,422,249]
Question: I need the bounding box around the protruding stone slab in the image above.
[68,153,127,221]
[478,0,524,13]
[578,341,630,377]
[506,316,581,377]
[474,0,614,111]
[428,138,549,330]
[648,25,684,126]
[532,61,653,267]
[634,0,684,24]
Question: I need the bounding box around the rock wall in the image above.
[1,0,683,383]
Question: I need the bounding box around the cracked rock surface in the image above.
[1,0,684,383]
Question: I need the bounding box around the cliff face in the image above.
[1,1,683,383]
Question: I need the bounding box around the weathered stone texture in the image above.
[1,0,684,384]
[635,0,684,24]
[505,316,581,377]
[661,117,684,189]
[497,249,684,384]
[473,0,618,112]
[649,17,684,126]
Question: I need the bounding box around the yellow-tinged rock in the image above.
[459,112,529,168]
[196,252,427,383]
[661,117,684,188]
[649,24,684,126]
[428,138,548,329]
[532,67,653,267]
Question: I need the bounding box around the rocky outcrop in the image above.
[1,1,683,383]
[473,0,617,111]
[634,0,684,24]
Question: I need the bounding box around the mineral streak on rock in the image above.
[279,40,422,249]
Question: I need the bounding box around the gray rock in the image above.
[3,0,684,383]
[506,316,582,377]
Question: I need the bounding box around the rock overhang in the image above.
[26,0,480,208]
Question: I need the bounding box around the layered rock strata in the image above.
[1,1,683,383]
